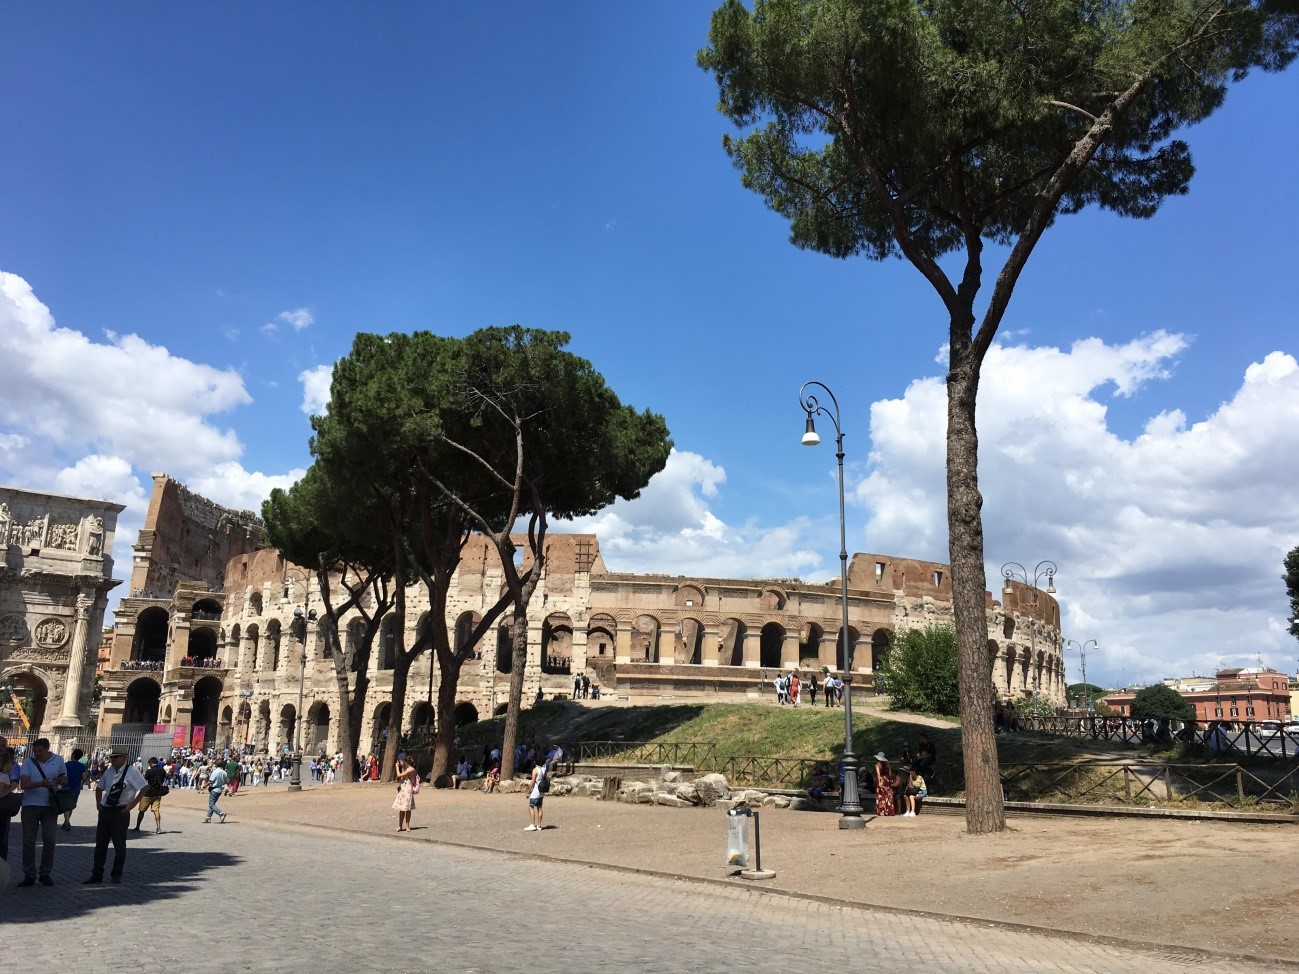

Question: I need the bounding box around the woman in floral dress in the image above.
[392,753,417,831]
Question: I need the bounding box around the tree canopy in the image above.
[286,326,671,782]
[1130,683,1196,722]
[700,0,1298,834]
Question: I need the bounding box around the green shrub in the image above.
[877,624,959,716]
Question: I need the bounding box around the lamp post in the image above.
[284,568,314,793]
[1063,638,1097,712]
[799,380,865,830]
[1000,560,1056,703]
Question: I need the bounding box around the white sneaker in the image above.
[524,824,539,831]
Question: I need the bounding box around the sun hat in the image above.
[873,751,887,762]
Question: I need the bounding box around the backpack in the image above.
[538,770,551,794]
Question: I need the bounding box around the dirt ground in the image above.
[165,781,1299,965]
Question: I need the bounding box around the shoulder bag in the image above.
[36,760,78,814]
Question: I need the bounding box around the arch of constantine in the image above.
[93,478,1064,755]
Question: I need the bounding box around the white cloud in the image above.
[559,449,824,579]
[859,335,1299,686]
[0,272,302,612]
[262,306,314,336]
[299,364,333,416]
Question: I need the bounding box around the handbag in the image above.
[0,788,21,816]
[411,775,421,795]
[34,759,77,814]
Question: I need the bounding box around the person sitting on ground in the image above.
[912,733,936,780]
[803,762,832,801]
[451,755,473,789]
[903,769,928,817]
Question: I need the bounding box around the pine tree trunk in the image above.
[947,361,1005,834]
[431,653,462,785]
[499,609,528,781]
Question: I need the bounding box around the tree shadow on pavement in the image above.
[3,824,241,921]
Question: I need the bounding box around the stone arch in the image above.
[870,628,893,671]
[719,618,746,666]
[345,618,365,671]
[833,626,861,671]
[495,624,512,673]
[192,598,222,620]
[676,617,704,665]
[266,619,281,671]
[219,705,234,747]
[800,622,823,664]
[192,675,223,744]
[673,582,706,609]
[759,622,784,669]
[249,591,263,617]
[306,701,330,754]
[586,614,616,659]
[410,701,434,739]
[632,614,660,663]
[162,703,173,724]
[228,623,241,657]
[454,701,479,726]
[124,677,161,725]
[133,607,169,664]
[1003,645,1016,696]
[247,623,260,670]
[371,701,392,753]
[279,703,297,753]
[759,586,787,612]
[542,613,573,674]
[187,627,218,662]
[454,610,483,658]
[2,669,50,731]
[378,614,397,671]
[256,699,271,751]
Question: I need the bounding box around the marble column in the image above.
[52,593,94,749]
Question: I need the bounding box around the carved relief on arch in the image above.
[759,586,787,612]
[0,614,29,645]
[673,582,707,609]
[33,618,69,649]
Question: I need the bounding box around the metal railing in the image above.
[1020,716,1299,761]
[1001,760,1299,811]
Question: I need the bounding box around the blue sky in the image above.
[2,4,1297,689]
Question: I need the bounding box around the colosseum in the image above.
[95,476,1063,755]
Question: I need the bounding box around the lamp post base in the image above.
[837,756,867,829]
[287,753,303,793]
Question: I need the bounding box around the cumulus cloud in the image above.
[299,364,333,416]
[261,306,314,336]
[558,450,824,580]
[0,272,301,610]
[859,335,1299,686]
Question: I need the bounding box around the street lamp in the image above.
[1063,639,1098,712]
[799,380,865,830]
[284,569,315,793]
[1000,560,1057,704]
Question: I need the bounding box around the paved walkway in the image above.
[3,782,1296,973]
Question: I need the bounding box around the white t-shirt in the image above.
[98,764,149,809]
[529,765,545,800]
[19,754,67,808]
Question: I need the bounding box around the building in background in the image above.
[0,486,124,749]
[95,474,262,747]
[1103,667,1292,723]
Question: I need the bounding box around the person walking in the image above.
[83,746,148,885]
[203,760,228,823]
[524,757,548,832]
[17,737,68,886]
[392,753,417,832]
[134,757,168,834]
[60,748,86,831]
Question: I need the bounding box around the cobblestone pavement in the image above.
[3,812,1296,974]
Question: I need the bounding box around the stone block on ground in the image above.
[692,773,730,806]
